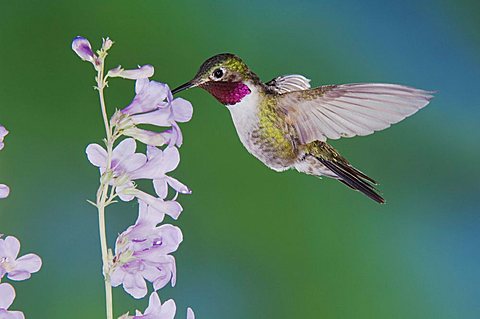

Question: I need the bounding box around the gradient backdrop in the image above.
[1,0,479,318]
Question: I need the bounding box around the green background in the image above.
[1,0,479,318]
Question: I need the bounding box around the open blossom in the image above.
[130,146,191,199]
[119,292,194,319]
[0,126,9,199]
[0,283,24,319]
[86,138,183,219]
[110,201,183,299]
[0,236,42,281]
[115,79,193,147]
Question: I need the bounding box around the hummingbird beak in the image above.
[171,80,196,95]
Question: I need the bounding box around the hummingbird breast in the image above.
[226,84,299,171]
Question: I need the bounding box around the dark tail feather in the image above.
[316,157,385,204]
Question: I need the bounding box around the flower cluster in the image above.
[110,201,182,298]
[73,36,194,319]
[0,125,10,199]
[0,125,42,318]
[0,234,42,319]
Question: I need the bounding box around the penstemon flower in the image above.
[0,124,42,318]
[0,283,24,319]
[0,236,42,281]
[73,36,195,319]
[110,201,182,298]
[85,139,185,219]
[119,292,195,319]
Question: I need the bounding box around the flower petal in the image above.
[165,176,191,195]
[129,108,171,126]
[171,98,193,123]
[187,308,195,319]
[159,299,177,319]
[108,65,154,80]
[110,268,126,287]
[0,126,8,151]
[0,310,25,319]
[123,128,168,147]
[0,184,10,199]
[14,253,42,274]
[0,283,15,309]
[144,292,162,315]
[171,122,183,147]
[0,236,20,259]
[85,144,107,168]
[135,200,165,226]
[153,179,168,199]
[123,273,148,299]
[119,153,147,173]
[161,147,180,173]
[112,138,137,162]
[122,80,168,115]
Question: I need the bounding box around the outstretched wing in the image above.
[265,74,311,94]
[278,83,434,144]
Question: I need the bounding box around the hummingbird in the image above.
[171,53,434,203]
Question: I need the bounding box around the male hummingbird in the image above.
[172,53,434,203]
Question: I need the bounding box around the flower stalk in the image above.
[94,47,115,319]
[73,35,194,319]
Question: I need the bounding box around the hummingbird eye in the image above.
[212,68,224,79]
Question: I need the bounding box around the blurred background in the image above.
[0,0,479,318]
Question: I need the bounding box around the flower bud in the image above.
[71,36,97,63]
[102,37,113,51]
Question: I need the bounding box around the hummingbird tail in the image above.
[297,141,385,203]
[316,157,385,204]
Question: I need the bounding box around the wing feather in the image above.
[279,83,434,143]
[266,74,311,94]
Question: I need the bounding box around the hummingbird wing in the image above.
[265,74,311,94]
[279,83,434,144]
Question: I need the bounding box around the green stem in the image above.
[95,58,114,319]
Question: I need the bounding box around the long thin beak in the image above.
[171,81,195,95]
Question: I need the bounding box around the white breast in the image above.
[225,83,260,151]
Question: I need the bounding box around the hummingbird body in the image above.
[172,53,434,203]
[227,84,298,171]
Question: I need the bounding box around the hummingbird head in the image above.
[172,53,259,105]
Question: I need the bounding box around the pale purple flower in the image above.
[108,65,154,80]
[119,293,194,319]
[71,36,97,64]
[118,80,193,146]
[130,146,190,199]
[0,126,8,151]
[133,293,176,319]
[0,185,9,199]
[0,236,42,281]
[86,138,182,219]
[110,202,182,299]
[122,127,170,147]
[0,283,24,319]
[86,138,146,177]
[122,79,169,115]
